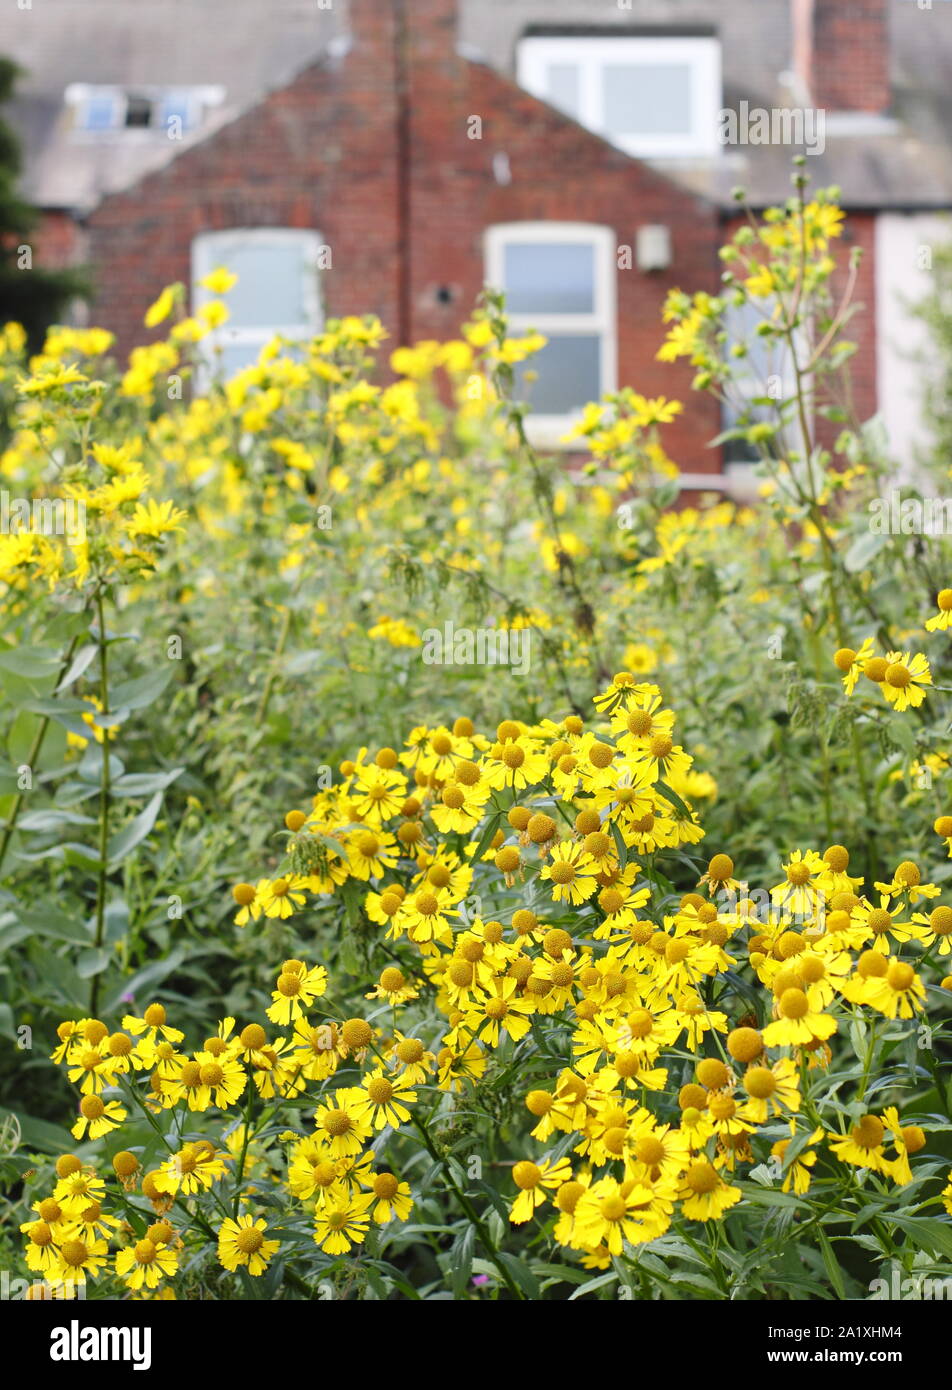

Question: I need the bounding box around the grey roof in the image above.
[0,0,951,214]
[0,0,344,209]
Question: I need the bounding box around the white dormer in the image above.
[65,84,225,138]
[517,35,722,159]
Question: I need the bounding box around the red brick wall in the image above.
[34,210,84,272]
[812,0,890,112]
[402,57,721,469]
[86,11,404,359]
[86,0,722,471]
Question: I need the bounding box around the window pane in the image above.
[514,334,600,415]
[725,301,792,390]
[546,63,580,118]
[218,241,311,328]
[603,64,693,136]
[124,95,154,128]
[160,91,195,132]
[82,94,119,131]
[503,243,594,314]
[208,341,264,378]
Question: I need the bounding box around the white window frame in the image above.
[65,83,224,138]
[517,36,722,158]
[485,222,616,448]
[66,84,125,132]
[191,228,325,381]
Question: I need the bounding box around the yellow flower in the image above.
[115,1238,179,1290]
[217,1215,279,1275]
[199,267,238,295]
[509,1157,573,1224]
[124,498,188,540]
[880,651,931,712]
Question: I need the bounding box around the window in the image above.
[69,85,124,132]
[191,228,325,379]
[721,300,799,467]
[159,90,200,134]
[485,224,616,443]
[65,84,224,136]
[517,36,721,158]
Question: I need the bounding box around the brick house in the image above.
[2,0,952,484]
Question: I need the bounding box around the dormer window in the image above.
[517,35,721,159]
[65,84,224,137]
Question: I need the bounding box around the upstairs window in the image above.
[517,35,721,158]
[72,86,124,132]
[66,84,223,136]
[485,223,616,443]
[191,228,325,379]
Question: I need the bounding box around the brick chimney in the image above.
[348,0,457,58]
[792,0,891,113]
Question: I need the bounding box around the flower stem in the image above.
[90,589,112,1016]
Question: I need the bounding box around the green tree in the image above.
[0,56,85,347]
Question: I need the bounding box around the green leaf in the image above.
[890,1215,952,1260]
[655,778,692,819]
[451,1223,476,1298]
[76,947,110,978]
[843,530,886,573]
[108,667,174,713]
[732,1181,805,1209]
[0,646,62,679]
[18,808,96,832]
[495,1251,540,1300]
[817,1227,846,1298]
[107,791,163,866]
[102,948,188,1012]
[0,1107,72,1154]
[610,819,628,868]
[568,1271,617,1300]
[16,908,91,946]
[111,768,183,798]
[55,643,98,691]
[470,810,503,864]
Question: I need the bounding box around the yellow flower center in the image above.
[744,1067,777,1099]
[885,662,911,689]
[60,1240,89,1268]
[779,988,810,1019]
[513,1160,542,1190]
[235,1227,264,1254]
[323,1109,352,1137]
[685,1162,719,1194]
[600,1194,628,1221]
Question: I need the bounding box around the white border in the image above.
[191,227,325,375]
[517,36,722,158]
[485,221,617,447]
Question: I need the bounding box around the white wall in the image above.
[876,211,952,478]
